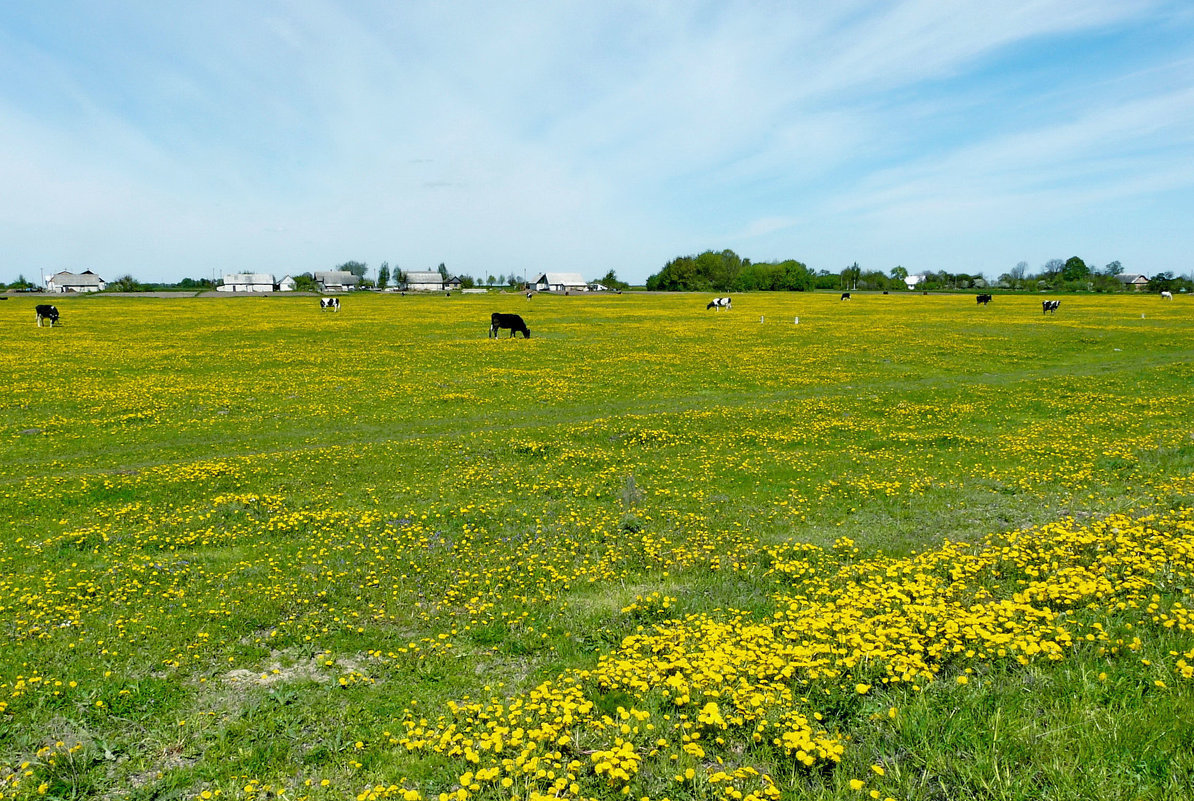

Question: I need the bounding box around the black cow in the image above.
[490,312,530,339]
[1042,299,1061,314]
[35,304,59,327]
[320,297,340,311]
[840,292,851,301]
[976,293,992,305]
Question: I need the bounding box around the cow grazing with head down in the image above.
[840,292,851,301]
[490,312,530,338]
[35,304,59,327]
[1042,299,1061,314]
[320,298,340,312]
[706,297,732,310]
[976,293,992,305]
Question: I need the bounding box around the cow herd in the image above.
[21,291,1181,335]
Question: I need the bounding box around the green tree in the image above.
[1062,257,1089,281]
[377,262,391,290]
[646,249,743,292]
[294,273,319,292]
[109,274,142,292]
[178,277,216,289]
[437,263,449,279]
[841,262,861,290]
[1103,260,1123,276]
[890,265,908,282]
[599,270,630,291]
[1151,271,1174,293]
[337,261,368,278]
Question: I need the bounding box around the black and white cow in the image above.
[706,297,732,310]
[840,292,851,301]
[490,312,530,339]
[976,293,992,305]
[35,304,59,327]
[1042,299,1061,314]
[320,297,340,312]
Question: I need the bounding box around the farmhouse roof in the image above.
[405,271,443,282]
[1115,273,1149,284]
[535,272,588,286]
[314,270,360,284]
[223,273,275,283]
[50,270,105,287]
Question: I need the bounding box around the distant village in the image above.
[34,269,618,294]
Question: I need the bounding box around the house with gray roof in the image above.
[314,271,361,292]
[1115,273,1149,291]
[46,270,106,293]
[404,271,444,292]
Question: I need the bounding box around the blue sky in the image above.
[2,1,1192,285]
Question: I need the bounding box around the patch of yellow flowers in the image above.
[387,508,1194,801]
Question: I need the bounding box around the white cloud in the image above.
[0,0,1191,282]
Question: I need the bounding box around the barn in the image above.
[218,273,275,293]
[314,271,361,292]
[530,272,588,293]
[45,270,107,293]
[404,271,444,292]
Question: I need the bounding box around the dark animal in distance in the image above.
[490,312,530,338]
[706,297,732,310]
[35,304,59,327]
[840,292,851,301]
[320,297,340,311]
[976,293,992,305]
[1042,299,1061,314]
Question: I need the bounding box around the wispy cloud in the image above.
[1,0,1191,281]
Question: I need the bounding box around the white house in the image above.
[276,275,297,292]
[45,270,106,293]
[404,271,443,292]
[314,271,361,292]
[904,274,926,290]
[531,272,588,293]
[218,273,275,292]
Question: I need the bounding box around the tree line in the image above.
[645,251,908,292]
[644,250,1192,294]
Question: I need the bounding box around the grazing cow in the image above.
[35,304,59,327]
[1042,299,1061,314]
[976,293,992,305]
[490,312,530,339]
[320,297,340,312]
[706,297,732,310]
[840,292,851,301]
[1161,290,1173,300]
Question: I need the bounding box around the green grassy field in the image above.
[2,291,1193,800]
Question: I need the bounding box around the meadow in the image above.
[2,290,1193,801]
